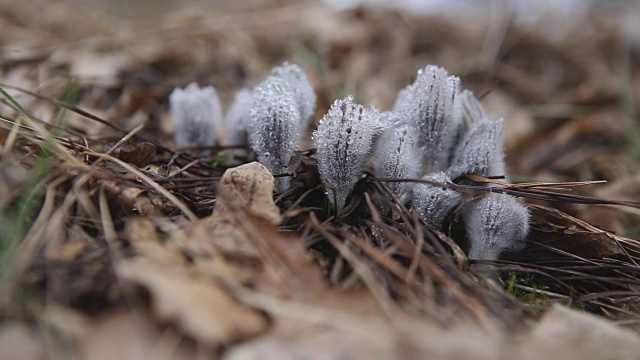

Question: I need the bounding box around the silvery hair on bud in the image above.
[223,88,252,147]
[313,95,382,209]
[372,121,422,201]
[248,62,316,192]
[448,90,506,180]
[411,171,461,228]
[169,83,222,148]
[270,62,316,127]
[393,65,461,173]
[463,193,530,261]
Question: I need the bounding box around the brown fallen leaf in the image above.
[528,204,626,258]
[116,256,269,348]
[40,303,212,360]
[181,162,281,279]
[116,142,157,167]
[518,304,640,360]
[78,310,212,360]
[101,179,162,216]
[222,297,504,360]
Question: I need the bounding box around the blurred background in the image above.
[1,0,640,235]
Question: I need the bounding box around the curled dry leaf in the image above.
[116,257,269,347]
[528,204,626,258]
[116,142,157,167]
[154,162,285,289]
[115,163,284,348]
[101,179,162,216]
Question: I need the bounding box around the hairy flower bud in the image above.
[373,122,422,200]
[224,88,252,146]
[169,83,222,147]
[249,78,300,191]
[271,62,316,126]
[248,62,316,192]
[394,65,461,172]
[313,95,382,209]
[448,91,506,180]
[412,171,461,228]
[463,193,530,260]
[458,89,485,128]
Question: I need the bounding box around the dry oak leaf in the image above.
[116,142,157,167]
[117,257,269,347]
[199,162,281,259]
[78,310,214,360]
[519,304,640,360]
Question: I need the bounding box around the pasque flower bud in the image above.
[170,83,222,148]
[313,95,382,209]
[248,62,316,192]
[463,193,530,260]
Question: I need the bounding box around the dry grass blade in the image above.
[299,176,533,326]
[0,83,129,134]
[84,151,197,221]
[308,213,398,319]
[0,88,79,165]
[375,175,640,208]
[1,116,21,153]
[489,204,640,318]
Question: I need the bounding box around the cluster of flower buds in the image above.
[169,62,316,192]
[169,62,529,261]
[380,66,529,261]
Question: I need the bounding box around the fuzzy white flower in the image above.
[313,95,382,209]
[394,65,461,173]
[248,63,316,192]
[169,83,222,147]
[448,90,506,180]
[463,193,530,260]
[224,88,252,146]
[412,171,461,228]
[373,122,422,200]
[249,77,300,191]
[271,62,316,126]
